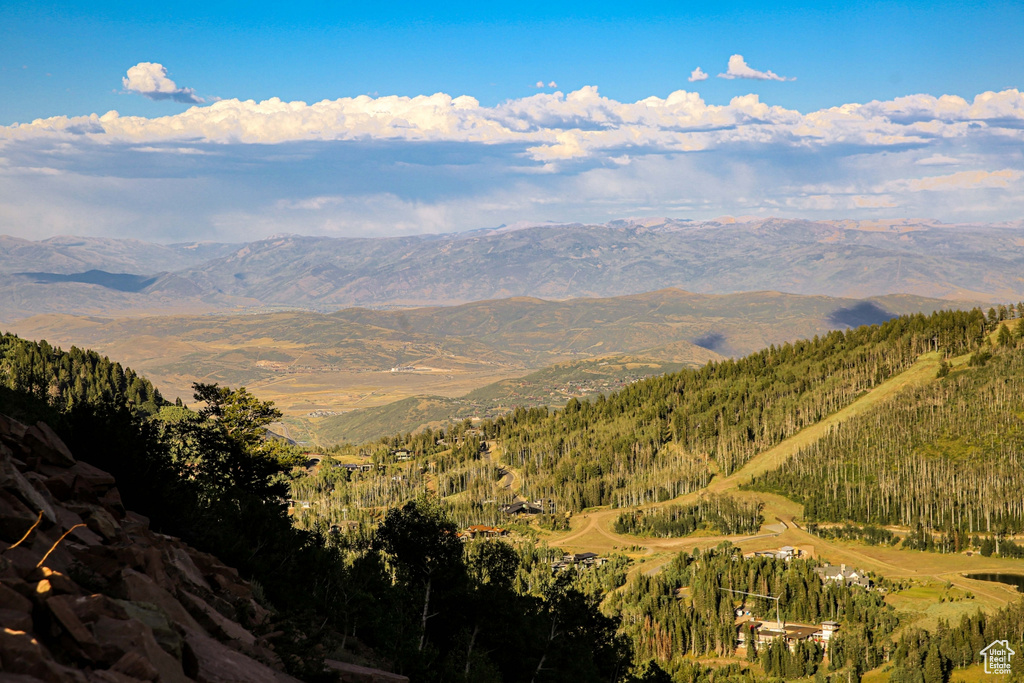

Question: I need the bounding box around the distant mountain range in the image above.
[1,217,1018,321]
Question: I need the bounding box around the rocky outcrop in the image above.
[0,412,306,682]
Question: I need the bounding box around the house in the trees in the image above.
[562,552,605,566]
[737,617,840,652]
[815,564,872,589]
[462,525,509,539]
[552,551,607,571]
[746,545,802,562]
[503,501,543,515]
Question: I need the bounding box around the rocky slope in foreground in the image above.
[0,412,406,683]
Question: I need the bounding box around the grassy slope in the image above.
[313,396,463,445]
[312,353,706,444]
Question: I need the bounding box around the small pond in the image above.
[965,573,1024,592]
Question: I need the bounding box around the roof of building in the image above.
[816,565,870,581]
[503,501,542,514]
[783,625,820,640]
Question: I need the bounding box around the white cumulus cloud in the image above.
[5,87,1024,163]
[3,84,1024,240]
[688,67,709,82]
[718,54,794,81]
[122,62,204,103]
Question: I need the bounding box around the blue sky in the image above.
[2,1,1023,241]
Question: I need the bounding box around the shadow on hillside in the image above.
[692,332,726,352]
[16,269,158,292]
[827,301,896,328]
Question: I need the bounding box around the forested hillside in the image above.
[613,495,764,537]
[483,310,987,511]
[320,305,1021,683]
[607,546,898,678]
[0,332,163,414]
[747,320,1024,539]
[888,600,1024,681]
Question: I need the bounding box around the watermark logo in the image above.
[981,639,1015,675]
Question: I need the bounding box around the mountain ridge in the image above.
[0,217,1019,321]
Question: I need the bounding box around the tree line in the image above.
[613,495,763,537]
[0,333,162,413]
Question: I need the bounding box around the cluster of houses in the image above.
[736,614,840,651]
[434,432,488,453]
[727,555,875,653]
[741,547,873,591]
[339,462,374,473]
[300,452,415,474]
[300,439,490,479]
[302,455,378,473]
[551,552,607,571]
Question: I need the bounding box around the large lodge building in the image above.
[736,615,840,651]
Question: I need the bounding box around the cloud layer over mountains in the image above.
[8,86,1023,158]
[2,85,1023,241]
